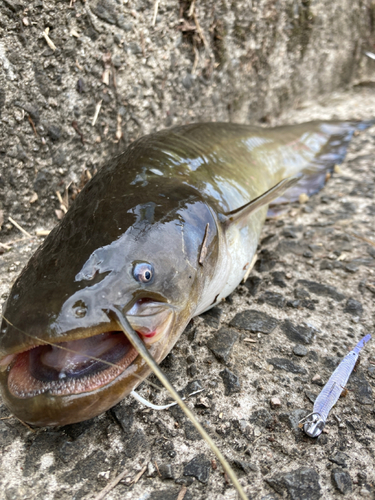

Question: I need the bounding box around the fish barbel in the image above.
[0,121,366,427]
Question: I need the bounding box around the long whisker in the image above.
[2,310,247,498]
[107,305,248,500]
[0,314,162,392]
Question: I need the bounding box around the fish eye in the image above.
[133,262,154,284]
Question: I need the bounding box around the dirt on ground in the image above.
[1,1,375,500]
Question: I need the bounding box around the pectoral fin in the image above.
[222,176,301,228]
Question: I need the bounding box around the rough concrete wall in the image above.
[0,0,374,235]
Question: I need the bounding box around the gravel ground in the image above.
[1,90,375,500]
[1,1,375,499]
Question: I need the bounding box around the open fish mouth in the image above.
[4,331,139,398]
[0,300,175,399]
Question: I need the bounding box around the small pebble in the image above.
[186,355,195,364]
[293,345,308,357]
[305,391,317,404]
[329,452,349,468]
[187,364,197,377]
[183,454,210,484]
[158,463,174,480]
[331,468,353,494]
[230,309,279,334]
[368,365,375,379]
[219,368,241,395]
[344,298,363,316]
[303,250,313,258]
[270,397,281,409]
[266,467,321,499]
[267,358,307,375]
[249,408,273,428]
[281,320,315,345]
[345,263,358,273]
[207,327,239,363]
[359,488,371,497]
[334,165,342,174]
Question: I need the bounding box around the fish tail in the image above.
[269,119,374,210]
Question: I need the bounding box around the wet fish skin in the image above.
[0,121,363,426]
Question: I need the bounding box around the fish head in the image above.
[0,188,220,426]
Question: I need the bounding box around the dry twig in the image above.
[116,114,123,141]
[92,100,102,126]
[140,30,146,56]
[28,115,38,136]
[56,191,68,214]
[8,217,33,238]
[43,27,56,51]
[91,468,129,500]
[192,42,199,74]
[177,486,187,500]
[0,242,12,251]
[187,0,195,17]
[152,0,160,26]
[35,229,50,237]
[192,12,208,49]
[154,460,161,477]
[242,252,258,282]
[349,231,375,248]
[12,416,36,432]
[102,53,112,85]
[130,464,147,484]
[72,120,85,144]
[0,237,29,248]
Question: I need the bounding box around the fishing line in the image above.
[107,305,249,500]
[0,313,163,392]
[1,313,248,498]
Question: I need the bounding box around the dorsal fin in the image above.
[222,175,301,228]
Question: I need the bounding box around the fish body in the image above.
[0,121,363,426]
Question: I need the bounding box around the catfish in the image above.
[0,121,367,428]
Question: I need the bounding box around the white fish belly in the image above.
[195,208,265,315]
